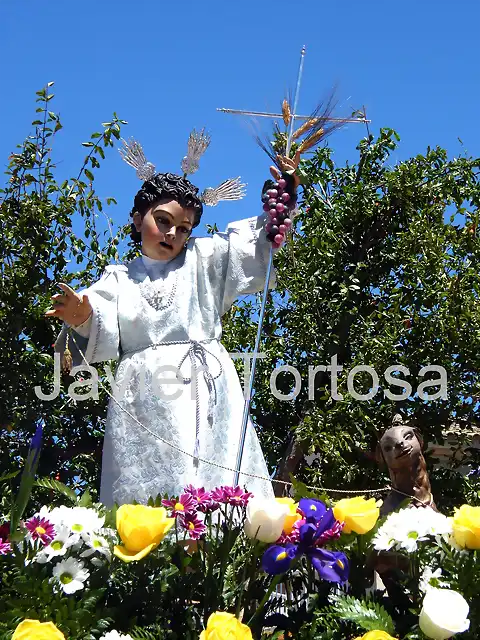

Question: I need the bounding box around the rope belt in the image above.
[120,338,223,467]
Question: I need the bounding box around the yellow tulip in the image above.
[200,612,253,639]
[275,497,302,535]
[452,504,480,550]
[353,631,397,640]
[113,504,175,562]
[12,619,65,640]
[333,496,380,535]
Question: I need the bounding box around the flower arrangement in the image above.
[1,462,479,639]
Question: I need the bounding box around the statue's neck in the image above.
[389,467,416,494]
[389,457,432,503]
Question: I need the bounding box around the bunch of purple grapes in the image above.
[262,177,294,248]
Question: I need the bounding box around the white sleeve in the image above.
[70,314,92,338]
[55,266,122,366]
[212,213,276,315]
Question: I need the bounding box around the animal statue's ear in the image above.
[375,442,385,468]
[414,428,424,450]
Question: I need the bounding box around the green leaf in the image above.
[34,477,78,503]
[11,426,43,532]
[329,594,396,635]
[78,489,93,507]
[0,469,20,483]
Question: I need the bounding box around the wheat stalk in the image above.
[292,118,320,140]
[282,99,291,126]
[298,128,325,153]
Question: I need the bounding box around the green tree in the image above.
[223,128,480,506]
[2,88,480,512]
[0,84,128,499]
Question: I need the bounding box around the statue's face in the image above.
[133,198,195,260]
[379,426,422,470]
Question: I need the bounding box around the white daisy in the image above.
[419,566,449,594]
[100,631,133,640]
[52,557,89,594]
[61,506,105,534]
[45,505,73,526]
[371,526,398,552]
[425,510,453,538]
[35,525,79,563]
[372,508,444,553]
[80,532,112,562]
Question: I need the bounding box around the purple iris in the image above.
[29,422,43,469]
[262,500,349,584]
[298,498,328,521]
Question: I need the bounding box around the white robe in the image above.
[56,214,276,506]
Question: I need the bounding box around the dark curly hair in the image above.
[129,172,203,244]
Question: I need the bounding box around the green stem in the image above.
[237,540,260,619]
[247,574,283,626]
[357,533,364,557]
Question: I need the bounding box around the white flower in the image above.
[426,510,453,538]
[35,525,80,563]
[60,506,105,534]
[52,557,90,594]
[372,507,452,553]
[80,532,112,562]
[419,588,470,639]
[419,567,449,594]
[43,505,72,526]
[244,498,289,543]
[100,631,133,640]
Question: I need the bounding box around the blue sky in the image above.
[1,0,479,238]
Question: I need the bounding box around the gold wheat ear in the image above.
[282,99,291,126]
[292,118,321,141]
[297,128,325,154]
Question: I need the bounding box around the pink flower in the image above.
[183,485,218,513]
[25,516,55,545]
[315,519,344,546]
[180,513,207,540]
[0,538,11,555]
[211,485,252,507]
[277,518,305,544]
[162,492,197,517]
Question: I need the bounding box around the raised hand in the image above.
[269,151,301,189]
[45,283,92,327]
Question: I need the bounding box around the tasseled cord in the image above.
[61,330,73,375]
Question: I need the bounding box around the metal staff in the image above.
[217,109,371,125]
[232,46,307,486]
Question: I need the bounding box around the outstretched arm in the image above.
[47,268,122,368]
[45,283,92,326]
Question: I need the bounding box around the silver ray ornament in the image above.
[181,128,211,175]
[200,177,247,206]
[119,138,156,181]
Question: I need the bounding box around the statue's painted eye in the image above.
[405,432,413,440]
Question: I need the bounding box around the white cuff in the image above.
[70,314,93,337]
